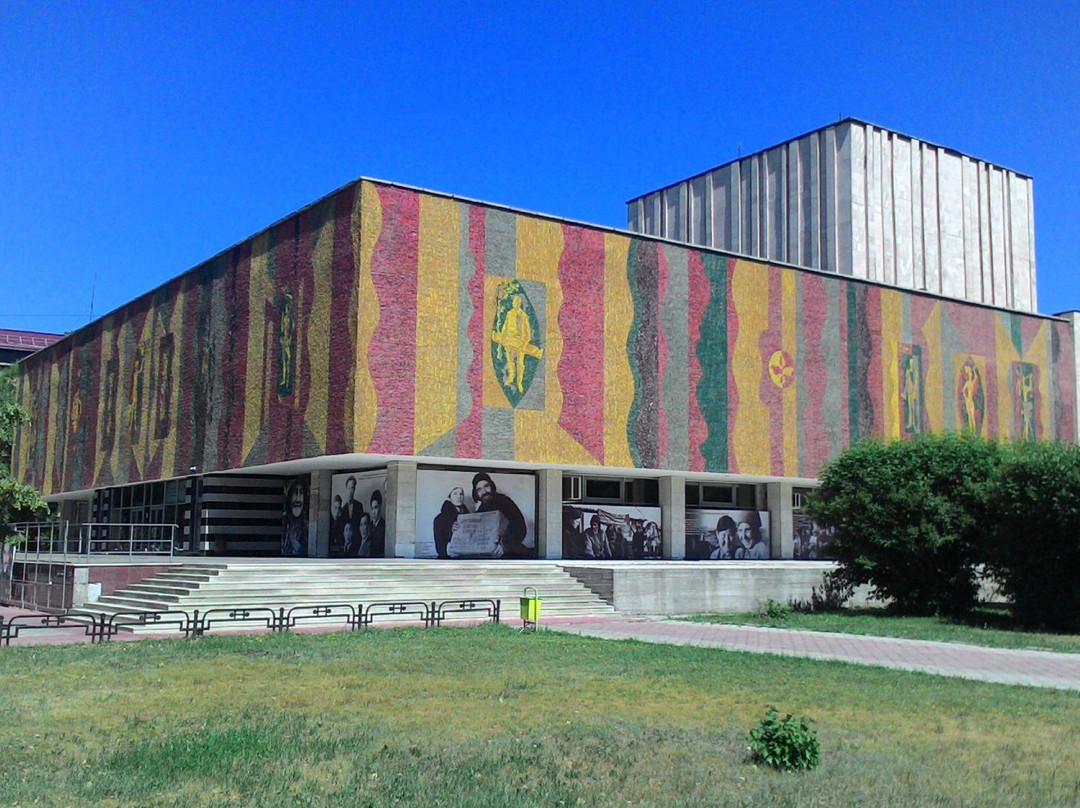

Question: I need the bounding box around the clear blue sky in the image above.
[2,1,1078,334]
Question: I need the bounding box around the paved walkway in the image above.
[5,604,1080,691]
[543,616,1080,691]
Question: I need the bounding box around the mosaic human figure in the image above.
[491,295,543,394]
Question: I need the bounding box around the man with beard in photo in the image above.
[471,471,530,558]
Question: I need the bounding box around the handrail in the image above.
[9,522,179,560]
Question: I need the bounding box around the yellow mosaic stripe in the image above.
[513,216,567,463]
[414,194,461,453]
[94,324,112,486]
[730,260,769,475]
[42,361,60,495]
[921,303,943,433]
[603,233,634,468]
[243,232,273,463]
[880,289,903,441]
[354,181,381,451]
[781,269,798,475]
[305,204,334,456]
[483,273,509,409]
[161,291,185,478]
[993,314,1021,439]
[1026,321,1050,439]
[15,371,29,482]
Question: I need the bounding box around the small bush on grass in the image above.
[790,569,855,614]
[748,707,820,771]
[985,441,1080,632]
[806,434,1000,617]
[760,599,791,620]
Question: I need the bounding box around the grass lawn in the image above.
[683,604,1080,653]
[5,625,1080,807]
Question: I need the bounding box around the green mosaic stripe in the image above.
[696,254,729,472]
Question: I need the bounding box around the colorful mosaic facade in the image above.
[15,180,1077,496]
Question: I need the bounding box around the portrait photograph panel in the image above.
[329,470,388,558]
[282,475,310,557]
[792,513,835,560]
[415,468,536,559]
[562,504,662,560]
[685,509,770,560]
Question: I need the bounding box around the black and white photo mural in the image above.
[792,514,835,559]
[415,469,537,559]
[685,509,770,560]
[562,504,662,560]
[282,476,310,557]
[329,470,388,557]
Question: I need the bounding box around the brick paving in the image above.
[543,616,1080,691]
[5,604,1080,691]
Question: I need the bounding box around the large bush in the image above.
[985,441,1080,631]
[806,434,1000,617]
[1,367,51,541]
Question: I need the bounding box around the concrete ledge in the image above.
[557,560,848,615]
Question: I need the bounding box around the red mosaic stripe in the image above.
[760,267,785,476]
[457,204,486,459]
[221,242,252,469]
[798,273,830,475]
[368,185,418,455]
[557,225,606,463]
[326,187,358,455]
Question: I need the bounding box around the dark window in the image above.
[585,478,623,501]
[701,485,735,506]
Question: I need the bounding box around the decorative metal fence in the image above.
[0,598,501,646]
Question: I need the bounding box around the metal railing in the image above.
[3,522,179,610]
[10,522,178,560]
[0,598,502,646]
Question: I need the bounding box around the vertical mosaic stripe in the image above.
[368,185,419,455]
[557,225,606,463]
[696,254,729,473]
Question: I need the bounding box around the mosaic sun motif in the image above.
[767,350,794,389]
[490,280,543,408]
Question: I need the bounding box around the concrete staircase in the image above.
[80,559,615,631]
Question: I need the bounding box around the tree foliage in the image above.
[0,367,52,543]
[805,434,1000,617]
[984,441,1080,632]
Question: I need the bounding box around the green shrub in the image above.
[748,707,820,771]
[805,434,1000,617]
[790,569,854,614]
[760,599,791,620]
[985,441,1080,631]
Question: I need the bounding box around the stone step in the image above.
[83,559,616,624]
[118,591,591,607]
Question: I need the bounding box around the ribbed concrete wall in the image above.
[627,119,1037,312]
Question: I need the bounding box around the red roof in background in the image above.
[0,329,65,352]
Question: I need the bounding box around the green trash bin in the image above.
[519,587,541,631]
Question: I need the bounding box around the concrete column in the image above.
[385,460,417,558]
[72,567,89,608]
[312,470,332,557]
[659,475,686,559]
[535,468,562,559]
[766,481,794,559]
